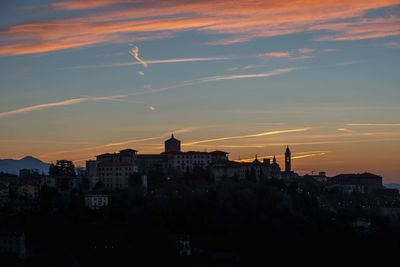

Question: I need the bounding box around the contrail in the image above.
[235,150,328,162]
[0,95,126,118]
[184,128,310,145]
[197,67,299,82]
[72,56,230,69]
[346,123,400,127]
[129,45,148,68]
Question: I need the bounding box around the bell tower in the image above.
[164,133,181,153]
[285,146,291,173]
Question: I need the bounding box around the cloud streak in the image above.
[347,123,400,127]
[198,68,299,82]
[72,56,230,69]
[1,1,399,56]
[235,150,328,163]
[129,45,148,68]
[0,95,126,118]
[184,128,310,145]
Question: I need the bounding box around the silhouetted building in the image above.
[211,162,241,182]
[164,134,181,153]
[137,154,168,174]
[84,194,109,210]
[19,168,40,179]
[166,151,212,172]
[49,160,76,192]
[86,149,138,190]
[270,156,282,179]
[285,146,291,173]
[331,173,383,193]
[212,156,274,182]
[88,134,297,184]
[209,150,229,163]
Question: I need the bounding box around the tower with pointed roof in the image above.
[164,133,181,153]
[285,146,291,173]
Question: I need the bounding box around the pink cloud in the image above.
[0,0,399,56]
[259,51,292,58]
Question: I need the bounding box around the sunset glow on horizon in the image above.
[0,0,399,182]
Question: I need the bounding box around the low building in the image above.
[86,149,139,190]
[19,168,40,178]
[165,151,212,173]
[331,173,383,193]
[209,150,230,163]
[84,194,109,210]
[211,162,241,182]
[137,154,168,174]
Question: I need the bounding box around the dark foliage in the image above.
[1,178,400,266]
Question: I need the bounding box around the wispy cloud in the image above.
[258,48,318,60]
[337,128,354,133]
[184,128,310,146]
[37,127,196,160]
[298,48,315,54]
[347,123,400,127]
[321,48,337,53]
[0,95,126,118]
[105,127,193,148]
[384,41,400,48]
[1,1,399,56]
[228,65,261,71]
[198,67,299,82]
[51,0,130,10]
[292,152,328,160]
[259,52,292,58]
[235,150,328,163]
[129,45,148,68]
[72,56,230,69]
[313,16,400,41]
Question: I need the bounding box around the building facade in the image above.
[86,135,296,189]
[331,173,383,193]
[84,194,109,210]
[86,149,139,190]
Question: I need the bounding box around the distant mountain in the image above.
[0,156,50,175]
[384,184,400,192]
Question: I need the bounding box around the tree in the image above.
[49,160,76,177]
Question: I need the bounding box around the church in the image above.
[86,134,297,189]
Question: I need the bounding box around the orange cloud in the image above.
[1,0,399,56]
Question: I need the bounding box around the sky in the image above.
[0,0,399,182]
